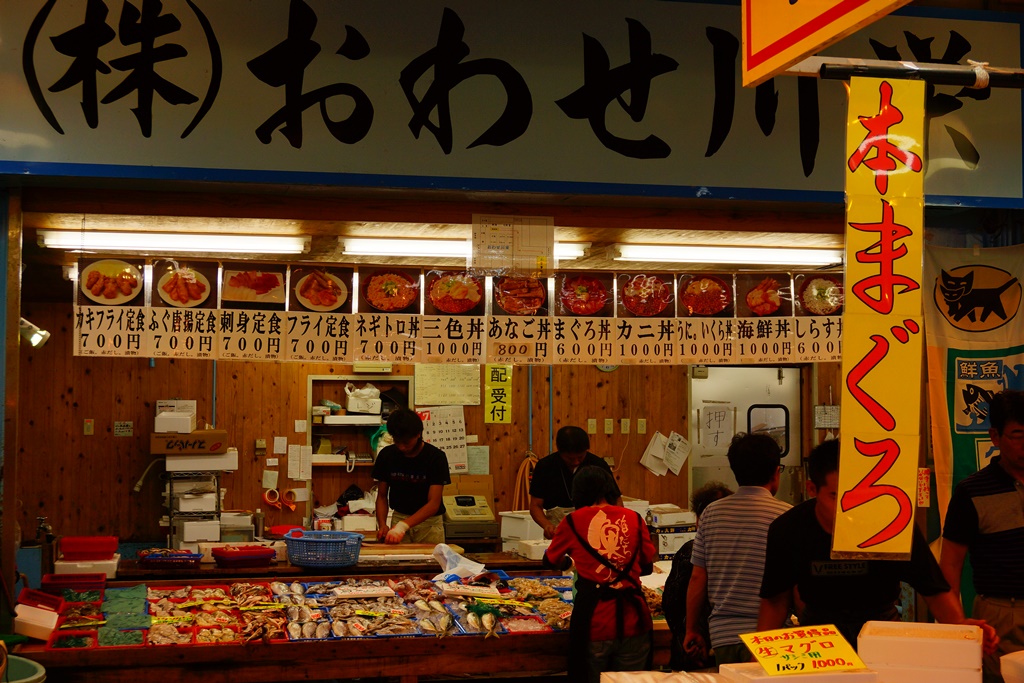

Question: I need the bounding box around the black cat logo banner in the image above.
[925,245,1024,531]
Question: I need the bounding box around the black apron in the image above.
[565,510,653,683]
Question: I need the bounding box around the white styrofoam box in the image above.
[719,663,878,682]
[220,512,253,528]
[165,448,239,472]
[648,504,697,526]
[156,399,197,416]
[871,665,980,683]
[324,414,381,425]
[342,515,377,532]
[1002,651,1024,683]
[175,492,217,512]
[54,553,120,579]
[499,510,545,541]
[14,603,60,640]
[858,621,983,671]
[622,496,650,516]
[176,520,221,542]
[502,541,519,553]
[171,475,217,494]
[346,396,382,414]
[518,539,551,560]
[155,411,197,434]
[657,530,696,555]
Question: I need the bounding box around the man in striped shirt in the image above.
[684,433,791,666]
[942,389,1024,683]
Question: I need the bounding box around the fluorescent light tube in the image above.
[341,238,589,260]
[613,244,843,267]
[38,231,310,254]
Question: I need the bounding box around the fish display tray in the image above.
[137,553,203,569]
[284,530,363,568]
[212,546,276,568]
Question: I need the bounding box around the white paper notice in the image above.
[414,364,481,406]
[420,405,468,473]
[639,432,669,476]
[300,445,312,480]
[274,436,287,454]
[262,470,279,489]
[467,445,490,475]
[663,431,691,476]
[266,457,279,466]
[700,404,735,452]
[287,444,300,479]
[295,419,307,433]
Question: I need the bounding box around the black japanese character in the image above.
[46,0,116,130]
[248,0,373,148]
[400,7,532,154]
[556,18,678,159]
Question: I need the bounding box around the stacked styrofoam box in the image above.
[621,496,650,517]
[54,553,120,578]
[517,539,551,560]
[499,511,545,553]
[1002,651,1024,683]
[857,621,983,683]
[720,663,878,682]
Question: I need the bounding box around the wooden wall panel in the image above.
[17,302,692,543]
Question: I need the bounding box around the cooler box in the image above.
[857,620,983,672]
[54,553,120,579]
[14,588,63,641]
[517,539,551,560]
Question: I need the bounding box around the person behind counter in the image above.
[759,438,998,655]
[544,465,656,683]
[372,408,451,545]
[530,425,622,539]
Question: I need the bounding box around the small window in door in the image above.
[747,404,790,457]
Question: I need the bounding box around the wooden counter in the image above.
[18,624,673,682]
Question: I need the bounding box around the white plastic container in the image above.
[341,515,377,532]
[175,492,217,512]
[499,510,545,541]
[14,603,60,640]
[155,411,197,434]
[857,620,983,671]
[518,539,551,560]
[621,496,650,516]
[870,665,980,683]
[1002,650,1024,683]
[54,553,120,578]
[720,662,878,682]
[648,504,697,526]
[176,520,221,542]
[165,448,239,471]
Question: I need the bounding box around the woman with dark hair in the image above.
[544,466,656,683]
[662,482,734,670]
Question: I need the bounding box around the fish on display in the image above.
[414,599,431,612]
[466,612,482,632]
[315,621,331,639]
[301,621,318,638]
[332,621,347,637]
[270,581,289,596]
[286,621,303,640]
[428,599,446,613]
[435,612,454,638]
[482,612,499,639]
[290,582,306,596]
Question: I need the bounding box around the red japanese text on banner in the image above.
[835,77,925,557]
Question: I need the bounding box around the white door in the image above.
[688,366,803,506]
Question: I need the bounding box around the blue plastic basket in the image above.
[284,529,363,568]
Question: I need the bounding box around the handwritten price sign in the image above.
[740,625,866,676]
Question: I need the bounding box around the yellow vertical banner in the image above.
[835,78,925,557]
[484,364,513,424]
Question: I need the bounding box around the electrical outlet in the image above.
[620,418,630,434]
[83,419,94,436]
[587,418,597,434]
[603,418,614,435]
[637,418,647,435]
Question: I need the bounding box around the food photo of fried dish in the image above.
[745,277,782,316]
[428,273,483,314]
[559,274,608,315]
[364,272,418,312]
[800,275,843,315]
[80,260,141,304]
[621,274,672,317]
[680,275,731,316]
[157,268,210,307]
[494,277,546,315]
[296,271,348,311]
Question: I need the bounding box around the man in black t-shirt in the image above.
[372,409,450,544]
[758,439,996,650]
[529,426,621,538]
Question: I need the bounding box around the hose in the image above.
[512,449,539,511]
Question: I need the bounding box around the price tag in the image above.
[740,625,865,676]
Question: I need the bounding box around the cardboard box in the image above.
[858,621,983,671]
[175,492,217,512]
[156,399,197,416]
[311,406,331,416]
[176,520,221,542]
[648,504,696,526]
[166,448,238,472]
[151,429,229,455]
[54,553,120,579]
[346,396,382,414]
[155,411,196,434]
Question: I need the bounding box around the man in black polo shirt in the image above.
[529,426,621,539]
[942,389,1024,682]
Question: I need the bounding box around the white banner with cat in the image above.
[924,244,1024,524]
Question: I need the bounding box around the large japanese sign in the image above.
[742,0,913,87]
[0,1,1020,204]
[741,625,866,676]
[834,77,925,558]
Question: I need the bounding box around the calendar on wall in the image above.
[418,405,468,474]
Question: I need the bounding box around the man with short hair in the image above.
[942,389,1024,682]
[684,433,791,665]
[530,425,621,539]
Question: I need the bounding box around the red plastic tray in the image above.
[60,536,118,561]
[211,546,276,568]
[41,573,106,595]
[18,587,63,613]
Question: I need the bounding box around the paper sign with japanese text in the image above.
[148,308,218,359]
[218,310,284,361]
[553,317,619,365]
[614,318,679,365]
[418,315,486,364]
[836,77,925,557]
[742,0,913,87]
[352,313,420,363]
[740,625,866,676]
[485,316,551,365]
[284,312,351,363]
[75,305,150,357]
[484,364,513,424]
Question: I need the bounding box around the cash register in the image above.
[442,494,499,540]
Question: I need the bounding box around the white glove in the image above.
[385,520,409,544]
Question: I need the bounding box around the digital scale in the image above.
[442,494,499,539]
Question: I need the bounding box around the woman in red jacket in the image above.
[544,466,656,683]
